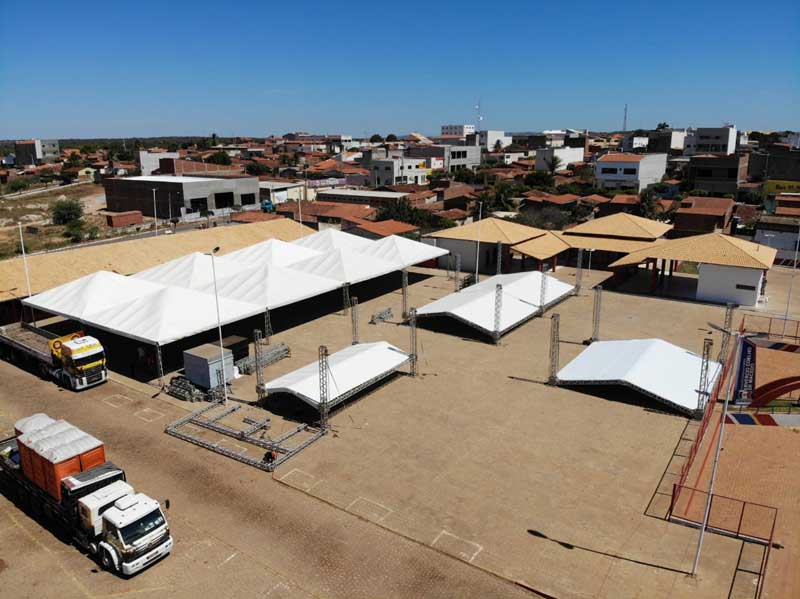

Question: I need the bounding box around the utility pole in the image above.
[623,104,628,133]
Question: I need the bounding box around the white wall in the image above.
[535,147,584,171]
[139,151,180,175]
[423,237,498,274]
[696,264,763,306]
[637,154,668,189]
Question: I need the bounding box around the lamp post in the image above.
[18,222,35,326]
[207,246,228,406]
[782,222,800,337]
[152,188,158,236]
[474,201,483,282]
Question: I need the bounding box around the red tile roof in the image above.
[435,208,468,220]
[610,194,640,204]
[579,194,612,205]
[677,196,735,217]
[545,193,580,205]
[230,212,285,223]
[597,153,643,163]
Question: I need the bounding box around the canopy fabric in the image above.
[608,233,777,270]
[293,228,374,253]
[358,234,448,268]
[424,217,545,244]
[416,272,574,337]
[219,238,321,268]
[288,248,398,284]
[556,338,721,414]
[197,263,340,309]
[133,252,245,290]
[265,341,410,408]
[22,271,163,320]
[85,286,263,345]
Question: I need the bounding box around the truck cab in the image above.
[49,333,107,390]
[98,493,172,575]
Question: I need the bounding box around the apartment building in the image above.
[14,139,60,165]
[441,124,475,137]
[687,153,748,195]
[684,126,738,155]
[594,153,668,192]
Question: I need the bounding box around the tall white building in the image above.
[441,124,475,137]
[684,126,738,155]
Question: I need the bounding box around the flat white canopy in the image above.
[358,234,449,268]
[22,271,163,320]
[266,341,410,409]
[556,338,721,414]
[197,263,340,309]
[288,248,398,284]
[416,271,574,337]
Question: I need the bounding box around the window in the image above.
[214,192,234,209]
[727,168,738,178]
[735,284,756,291]
[601,167,617,174]
[240,193,256,205]
[697,168,713,178]
[189,198,208,212]
[623,168,637,175]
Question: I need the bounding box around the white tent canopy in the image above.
[22,271,163,320]
[358,235,448,268]
[556,338,721,415]
[288,248,399,284]
[219,238,321,269]
[416,272,574,337]
[266,341,410,408]
[197,263,340,309]
[133,253,245,290]
[85,286,263,345]
[293,228,374,253]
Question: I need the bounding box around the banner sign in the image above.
[734,340,757,405]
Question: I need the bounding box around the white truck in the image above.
[0,414,172,575]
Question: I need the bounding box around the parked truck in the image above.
[0,322,107,390]
[0,414,172,575]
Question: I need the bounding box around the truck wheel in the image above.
[62,373,73,390]
[101,549,117,572]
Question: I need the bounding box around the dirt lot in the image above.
[0,264,796,598]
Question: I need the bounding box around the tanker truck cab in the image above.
[98,493,172,575]
[50,334,107,390]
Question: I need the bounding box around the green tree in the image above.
[211,133,218,145]
[206,151,232,165]
[167,143,179,152]
[377,199,435,228]
[51,197,84,224]
[66,152,82,167]
[63,219,85,242]
[493,139,504,153]
[637,188,658,219]
[246,162,272,176]
[524,170,554,189]
[7,178,29,193]
[369,134,384,143]
[547,155,563,174]
[386,133,398,142]
[656,122,670,130]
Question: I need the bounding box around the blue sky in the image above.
[1,0,798,139]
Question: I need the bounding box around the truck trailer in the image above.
[0,322,107,390]
[0,414,172,575]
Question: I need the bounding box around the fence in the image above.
[668,484,778,598]
[741,313,800,341]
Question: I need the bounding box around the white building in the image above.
[369,156,428,186]
[139,150,180,176]
[476,130,512,151]
[594,153,668,192]
[622,135,649,151]
[780,132,800,148]
[535,146,584,171]
[684,126,738,155]
[696,264,763,306]
[441,124,476,137]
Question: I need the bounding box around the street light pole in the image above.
[474,201,483,282]
[18,222,35,325]
[781,222,800,337]
[207,247,228,406]
[152,188,158,236]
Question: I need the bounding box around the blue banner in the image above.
[734,340,757,405]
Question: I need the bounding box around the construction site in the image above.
[1,218,799,599]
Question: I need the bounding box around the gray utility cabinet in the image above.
[183,344,234,389]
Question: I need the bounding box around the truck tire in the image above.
[101,549,117,572]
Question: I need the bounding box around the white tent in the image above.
[22,271,163,320]
[197,263,341,309]
[358,234,449,268]
[266,341,410,408]
[289,248,399,284]
[85,286,264,345]
[293,228,373,253]
[416,271,574,337]
[133,252,245,290]
[219,238,321,269]
[556,338,721,414]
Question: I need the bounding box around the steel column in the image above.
[591,285,602,342]
[454,254,461,292]
[697,337,713,414]
[496,241,503,275]
[548,313,560,384]
[539,270,549,315]
[718,303,734,362]
[342,283,351,316]
[155,343,165,389]
[409,308,418,376]
[575,248,584,295]
[254,329,267,402]
[401,269,409,319]
[351,296,359,344]
[318,345,330,430]
[263,309,273,345]
[493,284,503,344]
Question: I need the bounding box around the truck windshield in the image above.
[119,510,165,545]
[73,352,105,368]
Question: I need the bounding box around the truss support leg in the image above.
[697,337,713,416]
[409,308,418,377]
[454,254,461,292]
[575,248,584,295]
[548,313,560,385]
[351,296,359,345]
[401,269,409,320]
[342,283,351,316]
[539,269,549,316]
[496,241,503,275]
[718,302,735,362]
[263,309,272,345]
[254,329,267,403]
[493,284,503,344]
[156,343,165,390]
[318,345,330,431]
[589,285,602,343]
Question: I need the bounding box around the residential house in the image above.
[349,219,419,240]
[671,196,735,237]
[687,153,748,195]
[535,147,584,171]
[597,194,641,216]
[684,126,738,155]
[594,153,667,192]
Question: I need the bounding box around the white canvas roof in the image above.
[358,234,449,268]
[416,272,574,337]
[15,413,55,436]
[219,238,321,268]
[197,263,340,309]
[556,338,721,414]
[293,228,374,253]
[19,419,103,464]
[85,286,263,345]
[266,341,410,408]
[289,248,399,284]
[133,252,245,290]
[23,271,162,319]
